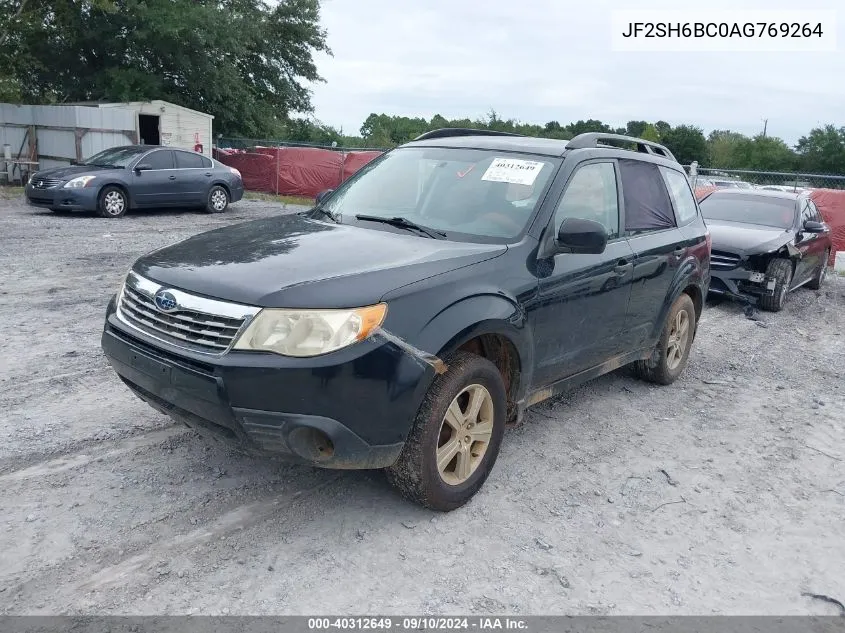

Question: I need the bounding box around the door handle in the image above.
[613,260,632,274]
[204,172,212,177]
[169,175,177,180]
[673,246,686,256]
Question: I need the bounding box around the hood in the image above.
[706,219,794,256]
[32,164,118,180]
[134,214,506,308]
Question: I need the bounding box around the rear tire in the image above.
[205,185,229,213]
[807,250,829,290]
[97,186,127,218]
[634,293,696,385]
[386,351,506,511]
[759,258,793,312]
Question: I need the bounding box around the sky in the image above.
[307,0,844,146]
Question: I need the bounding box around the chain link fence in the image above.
[685,166,845,192]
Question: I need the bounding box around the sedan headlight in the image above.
[233,304,387,357]
[64,175,97,188]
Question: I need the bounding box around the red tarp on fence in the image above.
[214,147,382,199]
[809,189,845,265]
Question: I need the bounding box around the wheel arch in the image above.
[407,294,534,425]
[98,182,132,207]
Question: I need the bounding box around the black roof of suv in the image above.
[101,128,710,511]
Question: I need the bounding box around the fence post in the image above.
[275,143,280,195]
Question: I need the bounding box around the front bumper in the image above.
[25,183,99,211]
[101,298,429,469]
[709,266,776,302]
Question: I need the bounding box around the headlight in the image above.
[64,175,97,188]
[233,304,387,357]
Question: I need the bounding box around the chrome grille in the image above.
[710,250,741,270]
[30,177,61,189]
[117,272,260,354]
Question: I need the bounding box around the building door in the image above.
[139,115,160,145]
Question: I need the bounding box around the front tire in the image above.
[807,250,829,290]
[386,351,506,511]
[206,185,229,214]
[97,186,127,218]
[634,293,696,385]
[759,258,793,312]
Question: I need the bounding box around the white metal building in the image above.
[96,100,214,156]
[1,100,214,183]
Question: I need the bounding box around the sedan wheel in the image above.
[97,186,127,218]
[205,186,229,214]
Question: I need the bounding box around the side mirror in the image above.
[315,188,334,205]
[802,220,825,233]
[134,163,152,172]
[556,218,608,255]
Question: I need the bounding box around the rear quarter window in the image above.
[660,166,699,226]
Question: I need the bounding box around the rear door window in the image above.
[619,159,677,233]
[175,151,205,169]
[144,150,174,170]
[659,166,699,226]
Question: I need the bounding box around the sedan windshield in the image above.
[320,147,559,241]
[82,146,147,168]
[699,194,796,229]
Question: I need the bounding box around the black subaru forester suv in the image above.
[101,130,711,511]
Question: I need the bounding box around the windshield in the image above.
[320,147,559,241]
[699,194,796,229]
[82,146,146,168]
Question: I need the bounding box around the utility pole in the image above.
[762,118,768,137]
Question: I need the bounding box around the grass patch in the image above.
[0,186,24,198]
[244,191,313,207]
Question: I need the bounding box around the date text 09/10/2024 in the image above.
[307,617,528,630]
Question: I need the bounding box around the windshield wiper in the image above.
[355,215,447,239]
[307,204,339,223]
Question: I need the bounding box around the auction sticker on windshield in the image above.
[481,157,544,186]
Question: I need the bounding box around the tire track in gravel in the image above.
[75,474,343,594]
[0,427,183,483]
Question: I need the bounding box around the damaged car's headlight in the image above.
[233,304,387,357]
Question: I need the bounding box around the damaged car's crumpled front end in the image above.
[709,241,800,302]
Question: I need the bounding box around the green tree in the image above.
[0,0,330,137]
[661,124,708,165]
[565,119,615,137]
[707,130,748,168]
[741,135,796,172]
[640,123,660,142]
[625,121,649,138]
[795,125,845,174]
[654,120,672,137]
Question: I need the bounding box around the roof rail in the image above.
[413,128,524,141]
[565,133,677,162]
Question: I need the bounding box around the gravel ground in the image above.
[1,191,844,616]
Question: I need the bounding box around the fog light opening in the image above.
[287,427,335,461]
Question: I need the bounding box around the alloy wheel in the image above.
[666,309,690,371]
[436,384,494,485]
